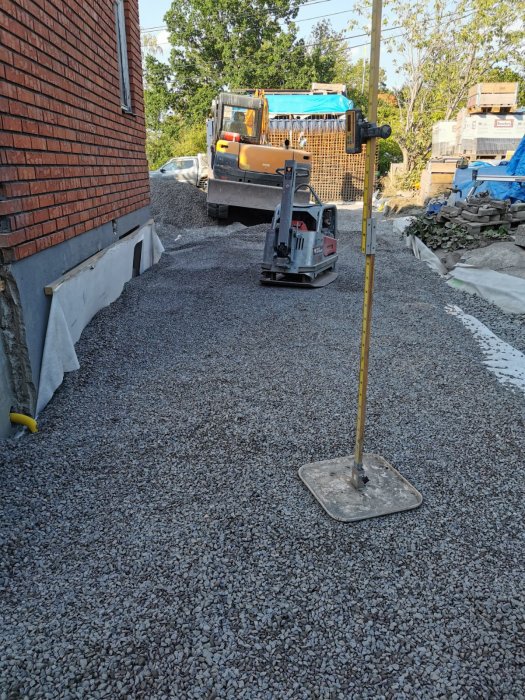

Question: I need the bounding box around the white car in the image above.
[150,153,208,188]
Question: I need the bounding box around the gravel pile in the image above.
[149,179,213,230]
[1,201,524,698]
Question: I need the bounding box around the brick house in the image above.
[0,0,155,437]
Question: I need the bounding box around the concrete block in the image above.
[478,206,498,216]
[514,232,525,248]
[462,211,490,223]
[441,206,461,216]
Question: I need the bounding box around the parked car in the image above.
[149,153,208,188]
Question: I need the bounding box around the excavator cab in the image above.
[213,94,266,145]
[207,92,311,219]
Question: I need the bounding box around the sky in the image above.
[137,0,400,86]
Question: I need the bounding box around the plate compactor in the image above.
[260,160,338,287]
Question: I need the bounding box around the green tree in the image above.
[141,32,163,70]
[356,0,524,179]
[308,21,349,84]
[164,0,312,123]
[144,55,177,131]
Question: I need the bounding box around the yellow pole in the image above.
[352,0,383,489]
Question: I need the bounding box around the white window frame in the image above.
[115,0,132,113]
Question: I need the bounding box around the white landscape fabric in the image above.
[446,304,525,396]
[448,265,525,315]
[399,218,525,314]
[36,221,164,414]
[404,234,448,276]
[392,217,447,275]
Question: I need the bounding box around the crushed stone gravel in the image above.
[1,184,524,699]
[149,178,213,230]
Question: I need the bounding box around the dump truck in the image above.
[206,92,312,219]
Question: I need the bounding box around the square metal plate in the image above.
[299,453,422,522]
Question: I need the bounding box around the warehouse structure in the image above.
[0,0,154,437]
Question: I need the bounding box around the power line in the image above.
[297,9,354,23]
[141,0,340,33]
[303,8,477,47]
[141,6,477,40]
[141,9,354,32]
[302,25,401,47]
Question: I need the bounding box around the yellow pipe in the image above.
[9,412,38,434]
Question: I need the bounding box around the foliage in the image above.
[378,137,403,176]
[146,120,207,170]
[141,33,163,70]
[354,0,525,183]
[146,116,181,170]
[170,124,207,158]
[144,56,177,131]
[164,0,313,123]
[376,95,402,176]
[404,215,511,251]
[343,61,387,110]
[308,21,358,86]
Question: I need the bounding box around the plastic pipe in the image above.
[9,412,38,434]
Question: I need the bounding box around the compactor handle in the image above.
[295,183,322,206]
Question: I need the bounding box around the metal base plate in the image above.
[298,453,422,522]
[260,270,338,288]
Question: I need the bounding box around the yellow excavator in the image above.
[206,91,312,219]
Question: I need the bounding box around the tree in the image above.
[143,55,177,131]
[164,0,312,123]
[355,0,525,178]
[308,21,349,84]
[141,33,163,70]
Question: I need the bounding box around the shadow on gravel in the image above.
[227,207,273,227]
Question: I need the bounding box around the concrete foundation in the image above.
[0,333,15,438]
[0,205,151,438]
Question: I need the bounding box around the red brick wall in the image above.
[0,0,150,262]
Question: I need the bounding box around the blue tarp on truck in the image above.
[266,94,353,115]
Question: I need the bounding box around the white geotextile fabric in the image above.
[399,218,525,314]
[447,265,525,315]
[392,217,415,235]
[392,217,447,276]
[405,234,447,276]
[446,305,525,395]
[37,221,164,414]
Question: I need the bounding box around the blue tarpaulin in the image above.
[452,135,525,202]
[266,94,353,115]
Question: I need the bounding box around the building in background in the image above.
[423,82,524,201]
[0,0,155,437]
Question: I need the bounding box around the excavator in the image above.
[206,92,312,219]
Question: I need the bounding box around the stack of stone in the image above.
[508,202,525,225]
[436,197,525,234]
[514,223,525,249]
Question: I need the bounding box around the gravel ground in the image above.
[1,184,524,699]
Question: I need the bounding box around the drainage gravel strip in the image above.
[1,184,523,699]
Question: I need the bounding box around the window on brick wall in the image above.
[115,0,132,112]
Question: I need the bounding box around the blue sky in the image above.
[137,0,399,85]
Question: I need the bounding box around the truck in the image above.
[206,92,312,219]
[149,153,208,188]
